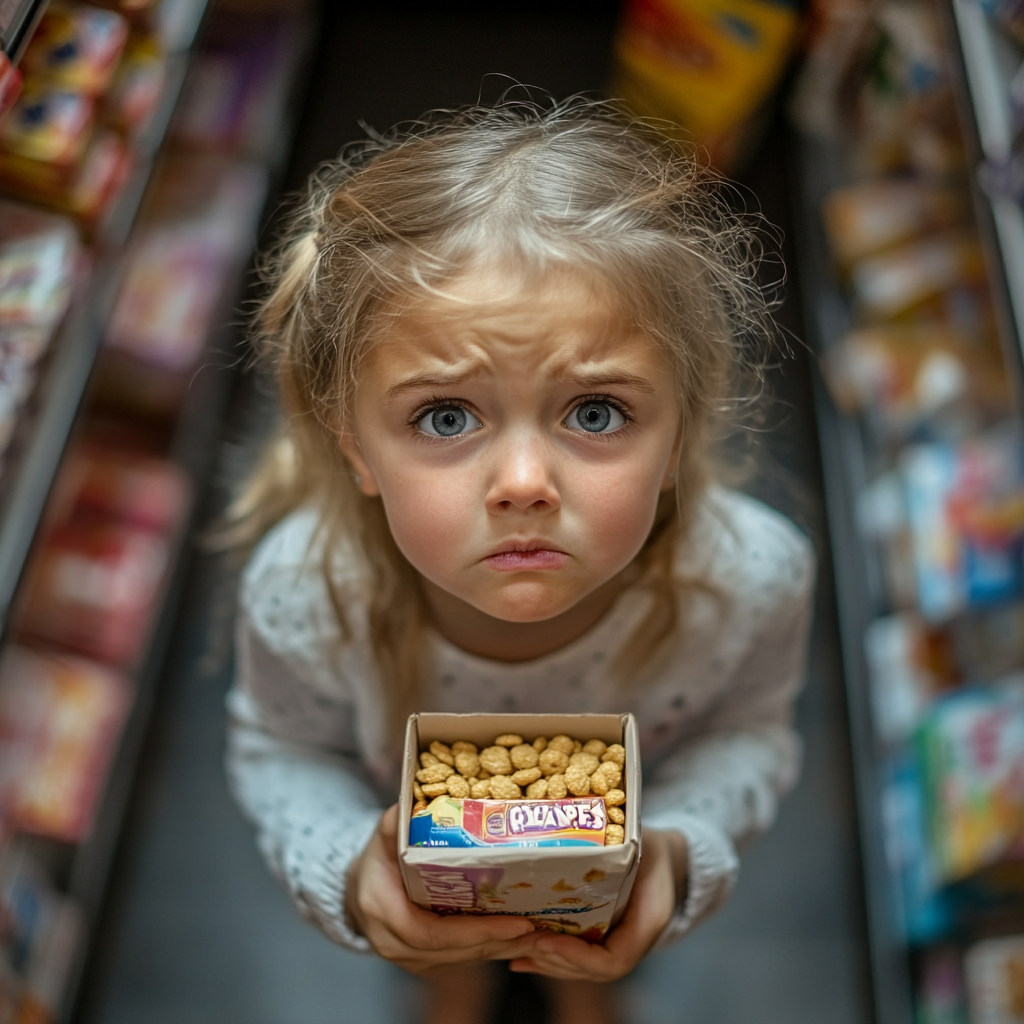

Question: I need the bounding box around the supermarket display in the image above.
[0,0,312,1018]
[612,0,800,168]
[0,202,79,464]
[793,0,1024,1019]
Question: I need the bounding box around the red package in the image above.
[17,520,169,666]
[58,446,189,531]
[0,646,130,842]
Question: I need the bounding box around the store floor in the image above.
[74,9,875,1024]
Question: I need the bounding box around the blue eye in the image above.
[417,405,481,437]
[572,401,626,433]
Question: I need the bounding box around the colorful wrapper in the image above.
[410,796,608,848]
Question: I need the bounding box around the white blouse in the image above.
[226,486,816,953]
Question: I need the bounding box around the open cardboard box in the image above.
[398,712,641,941]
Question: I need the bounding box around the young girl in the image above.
[225,98,815,1024]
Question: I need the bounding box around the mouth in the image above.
[484,540,569,572]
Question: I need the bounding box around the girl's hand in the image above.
[346,805,537,977]
[508,829,687,982]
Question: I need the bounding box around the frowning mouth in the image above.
[485,540,569,572]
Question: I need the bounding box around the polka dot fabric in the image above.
[227,487,815,950]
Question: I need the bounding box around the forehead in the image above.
[362,263,670,383]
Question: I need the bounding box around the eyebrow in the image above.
[557,371,658,394]
[382,372,476,401]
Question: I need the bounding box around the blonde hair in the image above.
[230,96,776,734]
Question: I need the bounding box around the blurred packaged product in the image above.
[99,152,266,413]
[865,614,957,744]
[850,234,987,324]
[918,680,1024,884]
[0,83,96,169]
[822,182,967,272]
[0,841,83,1024]
[0,202,80,462]
[16,520,172,666]
[54,440,190,532]
[101,32,168,137]
[171,6,301,158]
[611,0,799,169]
[0,646,130,842]
[20,4,130,96]
[0,84,131,225]
[903,430,1024,622]
[823,326,1010,445]
[0,53,22,121]
[965,934,1024,1023]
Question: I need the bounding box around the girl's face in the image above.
[340,263,681,636]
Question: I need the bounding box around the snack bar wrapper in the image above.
[410,795,609,848]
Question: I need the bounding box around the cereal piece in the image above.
[429,741,455,765]
[525,778,548,799]
[451,741,478,755]
[565,765,591,796]
[595,762,622,788]
[604,788,626,807]
[477,767,492,780]
[546,773,568,799]
[548,734,574,755]
[413,799,428,814]
[421,782,449,797]
[589,771,610,796]
[573,740,582,753]
[489,775,522,800]
[480,746,513,775]
[601,744,625,766]
[416,763,453,784]
[569,751,600,774]
[494,733,524,747]
[420,751,439,768]
[532,736,547,752]
[511,768,542,786]
[608,806,625,825]
[455,751,481,777]
[606,824,625,845]
[510,744,539,770]
[446,774,470,798]
[538,748,569,776]
[583,739,607,757]
[413,781,426,801]
[470,779,491,799]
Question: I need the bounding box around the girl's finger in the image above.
[406,908,535,952]
[508,956,584,980]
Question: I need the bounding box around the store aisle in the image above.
[74,9,874,1024]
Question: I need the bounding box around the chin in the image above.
[477,585,579,624]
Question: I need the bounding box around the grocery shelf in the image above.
[0,7,205,647]
[49,15,318,1022]
[0,0,48,62]
[945,0,1024,406]
[790,132,915,1024]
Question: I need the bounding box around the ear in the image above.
[338,430,381,497]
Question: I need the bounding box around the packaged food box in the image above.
[965,934,1024,1024]
[398,712,640,942]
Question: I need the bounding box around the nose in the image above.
[485,431,561,515]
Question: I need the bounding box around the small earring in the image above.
[354,474,362,487]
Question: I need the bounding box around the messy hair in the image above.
[229,96,777,736]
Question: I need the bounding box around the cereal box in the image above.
[398,712,640,942]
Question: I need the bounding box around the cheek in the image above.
[566,456,665,556]
[375,463,476,568]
